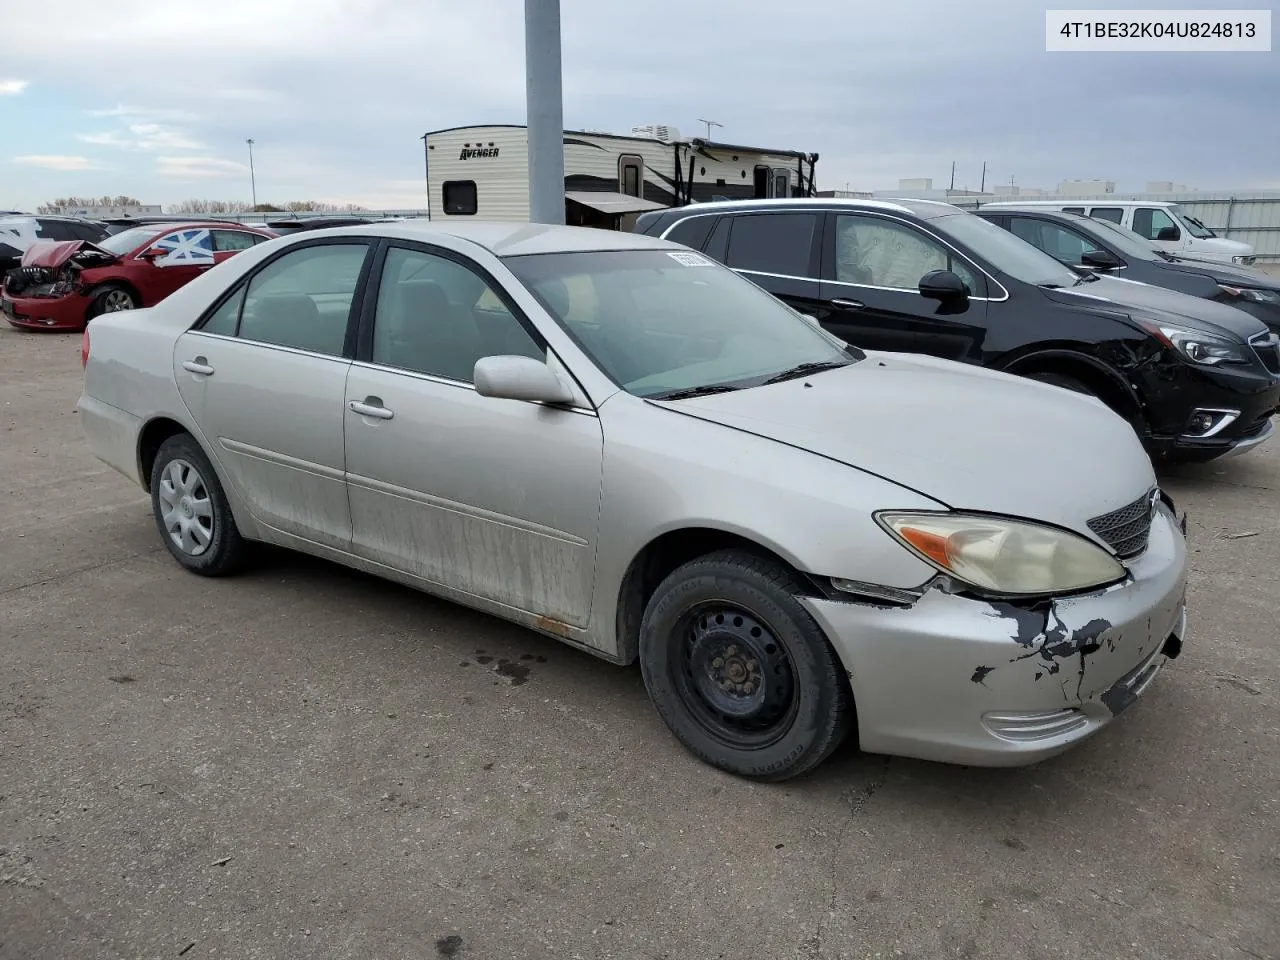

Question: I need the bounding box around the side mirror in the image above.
[1080,249,1121,271]
[139,246,167,260]
[474,355,575,405]
[1156,226,1180,242]
[918,270,968,301]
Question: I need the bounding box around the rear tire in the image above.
[149,434,247,577]
[639,549,854,781]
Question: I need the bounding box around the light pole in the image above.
[525,0,564,224]
[697,118,723,140]
[246,138,257,210]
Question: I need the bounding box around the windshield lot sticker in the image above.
[667,251,714,267]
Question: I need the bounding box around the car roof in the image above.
[974,206,1099,222]
[650,197,966,220]
[981,200,1172,209]
[111,221,270,232]
[293,220,683,256]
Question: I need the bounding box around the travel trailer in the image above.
[422,124,819,230]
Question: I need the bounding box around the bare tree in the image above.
[38,195,142,213]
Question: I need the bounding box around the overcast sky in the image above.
[1,0,1275,211]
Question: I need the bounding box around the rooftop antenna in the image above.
[697,118,723,139]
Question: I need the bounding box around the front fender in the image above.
[586,396,944,658]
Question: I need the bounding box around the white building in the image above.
[1058,179,1116,196]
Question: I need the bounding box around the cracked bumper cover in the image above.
[799,504,1187,767]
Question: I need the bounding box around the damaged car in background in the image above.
[2,221,273,331]
[79,221,1189,780]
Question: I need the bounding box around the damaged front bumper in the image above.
[2,290,92,329]
[800,502,1188,767]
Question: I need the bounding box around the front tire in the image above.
[639,549,854,780]
[86,285,138,323]
[149,434,247,576]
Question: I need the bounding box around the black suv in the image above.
[634,198,1280,462]
[973,206,1280,337]
[1,215,110,275]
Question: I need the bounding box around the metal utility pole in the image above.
[246,139,257,209]
[697,118,723,139]
[950,161,956,191]
[979,161,987,193]
[525,0,565,225]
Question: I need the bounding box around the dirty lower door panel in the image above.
[342,363,605,626]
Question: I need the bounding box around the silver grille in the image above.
[1088,488,1156,559]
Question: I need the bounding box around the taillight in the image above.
[81,326,90,368]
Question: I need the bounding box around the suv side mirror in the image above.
[1081,249,1122,271]
[139,246,167,261]
[918,270,968,301]
[1156,226,1180,242]
[474,355,575,405]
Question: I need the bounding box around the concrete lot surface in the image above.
[2,323,1278,960]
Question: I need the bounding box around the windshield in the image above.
[1170,205,1216,238]
[1082,216,1162,260]
[932,213,1080,287]
[97,226,167,255]
[502,249,860,399]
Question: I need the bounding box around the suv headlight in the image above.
[1138,321,1252,366]
[1219,284,1280,305]
[876,512,1126,597]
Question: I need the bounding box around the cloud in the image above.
[156,155,248,179]
[89,103,201,122]
[0,79,26,95]
[3,0,1276,208]
[12,155,104,171]
[78,123,205,151]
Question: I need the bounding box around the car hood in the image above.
[20,239,117,269]
[1188,237,1253,255]
[1160,257,1280,289]
[1046,274,1268,340]
[652,353,1155,540]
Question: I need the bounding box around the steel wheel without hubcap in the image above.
[102,289,135,312]
[639,548,854,780]
[677,602,799,748]
[157,458,214,556]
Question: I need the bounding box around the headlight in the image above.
[876,512,1126,597]
[1232,256,1256,266]
[1219,284,1280,305]
[1138,321,1252,366]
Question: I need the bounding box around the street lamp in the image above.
[246,138,257,210]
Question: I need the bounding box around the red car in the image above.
[1,221,275,331]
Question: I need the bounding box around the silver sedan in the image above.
[78,220,1189,779]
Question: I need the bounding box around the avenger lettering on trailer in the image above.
[459,146,500,160]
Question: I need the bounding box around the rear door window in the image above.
[664,216,715,251]
[1089,207,1124,224]
[725,213,819,278]
[235,243,369,356]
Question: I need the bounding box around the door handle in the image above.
[348,397,394,420]
[829,298,865,310]
[182,357,215,376]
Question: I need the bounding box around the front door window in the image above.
[834,215,978,292]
